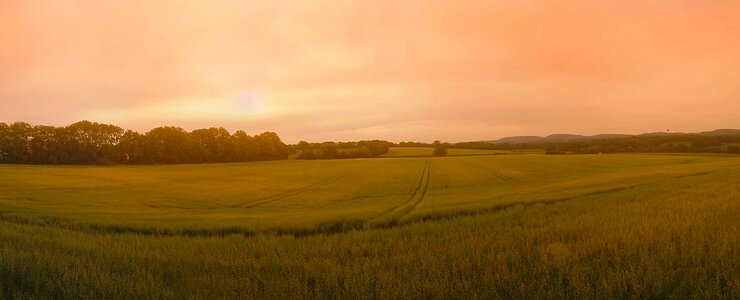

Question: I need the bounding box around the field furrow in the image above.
[239,173,351,208]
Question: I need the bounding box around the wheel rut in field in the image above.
[486,169,511,181]
[239,173,350,209]
[459,159,511,181]
[402,159,432,215]
[369,158,431,227]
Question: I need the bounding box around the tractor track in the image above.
[486,169,511,181]
[400,159,431,216]
[370,158,431,226]
[239,173,350,209]
[459,159,511,181]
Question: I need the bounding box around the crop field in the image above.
[1,154,739,298]
[445,148,541,156]
[380,147,536,157]
[379,147,434,157]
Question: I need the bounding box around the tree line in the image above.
[540,134,740,154]
[453,134,740,154]
[0,121,290,164]
[6,120,734,165]
[293,140,393,159]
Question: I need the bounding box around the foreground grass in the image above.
[0,154,738,298]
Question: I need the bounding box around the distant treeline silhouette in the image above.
[293,140,393,159]
[0,121,290,164]
[454,134,740,154]
[3,121,738,165]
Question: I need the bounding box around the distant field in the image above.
[381,147,540,157]
[446,148,542,156]
[1,154,739,298]
[380,147,434,157]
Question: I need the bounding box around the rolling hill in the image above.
[486,129,740,144]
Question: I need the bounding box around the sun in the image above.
[234,91,263,114]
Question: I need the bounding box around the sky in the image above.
[1,0,739,143]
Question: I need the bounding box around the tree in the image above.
[29,125,59,163]
[64,121,123,163]
[319,142,338,158]
[2,122,33,163]
[145,127,192,164]
[254,132,289,160]
[232,130,258,162]
[118,130,147,163]
[432,140,448,157]
[0,122,9,162]
[357,140,392,157]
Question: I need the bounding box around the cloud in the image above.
[1,0,739,142]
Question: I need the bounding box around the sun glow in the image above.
[84,91,274,125]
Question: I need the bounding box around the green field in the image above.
[380,147,434,157]
[1,154,739,298]
[446,148,542,156]
[380,147,537,157]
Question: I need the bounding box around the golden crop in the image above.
[0,153,738,299]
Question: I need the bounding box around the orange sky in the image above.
[1,0,739,142]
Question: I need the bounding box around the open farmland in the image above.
[1,154,739,298]
[380,147,540,157]
[379,147,434,157]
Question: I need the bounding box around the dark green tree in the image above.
[145,127,192,164]
[432,140,448,157]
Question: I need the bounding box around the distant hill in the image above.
[699,129,740,136]
[490,136,544,144]
[639,132,686,137]
[487,129,739,144]
[487,133,630,144]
